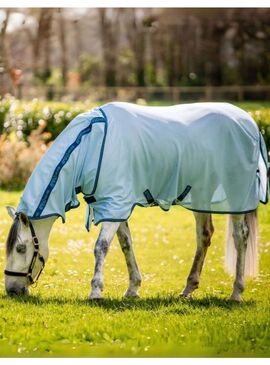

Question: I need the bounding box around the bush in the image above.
[0,95,94,142]
[0,124,51,189]
[1,97,270,153]
[0,97,269,189]
[250,109,270,158]
[0,96,12,135]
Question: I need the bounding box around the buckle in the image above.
[33,236,39,244]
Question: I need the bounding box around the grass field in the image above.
[0,190,269,357]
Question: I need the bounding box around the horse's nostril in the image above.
[22,287,29,295]
[7,286,28,296]
[7,288,19,296]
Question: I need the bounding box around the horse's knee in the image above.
[203,226,214,246]
[118,231,131,253]
[94,238,110,257]
[202,217,214,247]
[232,217,249,249]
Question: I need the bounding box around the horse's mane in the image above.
[6,216,20,256]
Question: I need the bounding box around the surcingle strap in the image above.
[176,185,192,202]
[84,196,96,231]
[143,189,155,205]
[85,205,94,232]
[84,195,96,204]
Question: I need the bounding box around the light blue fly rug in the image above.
[17,102,269,230]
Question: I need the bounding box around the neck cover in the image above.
[17,102,269,230]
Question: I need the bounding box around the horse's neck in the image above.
[31,216,56,243]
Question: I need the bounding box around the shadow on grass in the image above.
[0,292,256,313]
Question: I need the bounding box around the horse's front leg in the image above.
[117,222,142,298]
[181,212,214,299]
[89,222,120,300]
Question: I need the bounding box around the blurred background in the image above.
[1,7,270,102]
[1,7,270,190]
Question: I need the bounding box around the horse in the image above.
[4,102,269,302]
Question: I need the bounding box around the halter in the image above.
[4,220,45,285]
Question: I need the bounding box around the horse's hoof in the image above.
[89,293,103,300]
[124,291,140,299]
[179,292,192,300]
[229,294,242,302]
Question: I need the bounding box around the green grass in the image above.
[0,190,270,358]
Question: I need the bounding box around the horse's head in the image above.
[4,206,49,296]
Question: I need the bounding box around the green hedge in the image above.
[0,96,270,155]
[0,96,93,141]
[252,110,270,157]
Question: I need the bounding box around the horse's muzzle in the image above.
[6,285,29,296]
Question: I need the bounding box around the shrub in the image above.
[250,109,270,158]
[0,96,12,134]
[0,98,269,189]
[0,95,94,142]
[0,124,51,189]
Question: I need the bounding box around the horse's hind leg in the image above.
[230,214,249,302]
[89,222,120,300]
[181,212,214,299]
[117,222,142,297]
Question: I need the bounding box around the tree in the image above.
[0,9,11,93]
[22,8,54,83]
[58,8,67,87]
[124,9,148,87]
[98,8,120,87]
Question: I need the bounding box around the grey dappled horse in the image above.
[4,102,266,302]
[5,208,258,302]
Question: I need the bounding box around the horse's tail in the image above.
[225,210,258,277]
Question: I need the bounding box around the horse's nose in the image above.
[6,285,28,296]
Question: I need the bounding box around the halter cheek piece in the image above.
[4,220,45,285]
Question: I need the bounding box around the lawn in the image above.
[0,190,269,357]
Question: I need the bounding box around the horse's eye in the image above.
[16,243,26,254]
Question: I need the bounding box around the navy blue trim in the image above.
[33,114,107,218]
[93,202,260,227]
[27,202,80,223]
[65,201,80,212]
[28,213,64,222]
[183,206,257,215]
[258,132,269,204]
[89,108,108,196]
[259,132,269,171]
[99,107,107,120]
[93,202,145,227]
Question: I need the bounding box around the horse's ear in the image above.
[6,206,16,220]
[19,212,29,227]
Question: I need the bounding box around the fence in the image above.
[2,84,270,102]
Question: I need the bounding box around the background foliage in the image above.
[1,8,270,96]
[0,97,270,189]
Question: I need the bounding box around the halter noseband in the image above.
[4,220,45,285]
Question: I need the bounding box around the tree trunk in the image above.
[0,9,12,93]
[98,9,119,87]
[58,9,67,87]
